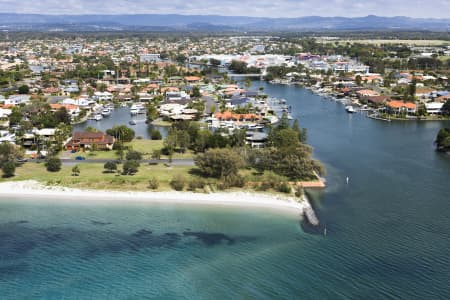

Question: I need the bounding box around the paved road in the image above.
[59,158,195,166]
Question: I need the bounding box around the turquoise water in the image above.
[1,83,450,299]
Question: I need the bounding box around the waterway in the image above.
[73,107,169,139]
[1,83,449,299]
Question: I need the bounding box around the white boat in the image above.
[287,114,293,120]
[94,114,103,121]
[345,106,356,113]
[130,103,145,115]
[101,108,111,117]
[129,120,137,125]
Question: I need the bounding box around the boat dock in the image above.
[367,114,391,122]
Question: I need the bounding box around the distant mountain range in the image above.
[0,13,448,31]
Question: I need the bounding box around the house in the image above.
[386,100,417,114]
[4,95,31,106]
[356,89,380,100]
[214,111,261,122]
[49,103,80,118]
[425,102,444,115]
[165,91,190,102]
[184,76,201,84]
[246,131,268,148]
[0,108,12,128]
[66,131,115,151]
[366,96,389,106]
[93,91,113,101]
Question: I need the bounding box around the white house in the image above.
[93,92,113,101]
[4,95,31,106]
[425,102,444,115]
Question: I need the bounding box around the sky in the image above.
[0,0,448,18]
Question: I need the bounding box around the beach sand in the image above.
[0,180,314,216]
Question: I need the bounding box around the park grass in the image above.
[67,139,194,160]
[151,118,172,127]
[2,162,194,191]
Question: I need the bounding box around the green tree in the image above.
[442,100,450,115]
[150,129,162,140]
[170,174,186,191]
[355,75,362,86]
[126,150,142,161]
[116,148,125,161]
[435,128,450,152]
[107,125,135,143]
[71,165,80,176]
[0,143,23,167]
[45,157,62,172]
[147,104,159,121]
[148,177,159,190]
[2,161,16,178]
[104,161,118,173]
[18,84,30,94]
[269,128,300,148]
[192,86,201,98]
[151,149,161,160]
[194,148,243,179]
[122,160,140,175]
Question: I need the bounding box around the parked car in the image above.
[75,156,86,161]
[16,158,28,163]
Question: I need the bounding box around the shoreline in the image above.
[0,180,314,217]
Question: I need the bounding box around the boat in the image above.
[345,106,356,113]
[287,114,293,120]
[101,108,111,117]
[130,103,145,115]
[94,114,103,121]
[129,120,137,125]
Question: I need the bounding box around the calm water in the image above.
[73,107,169,139]
[1,83,450,299]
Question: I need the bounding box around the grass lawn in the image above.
[66,139,194,160]
[3,162,194,191]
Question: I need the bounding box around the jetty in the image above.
[367,114,391,122]
[302,195,319,226]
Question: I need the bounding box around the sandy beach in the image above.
[0,180,314,216]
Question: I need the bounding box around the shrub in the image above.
[294,186,304,198]
[277,182,292,194]
[122,160,140,175]
[151,149,161,160]
[45,157,62,172]
[2,161,16,178]
[188,178,206,191]
[104,161,118,173]
[126,150,143,161]
[71,165,80,176]
[150,129,162,140]
[148,177,159,190]
[170,175,186,191]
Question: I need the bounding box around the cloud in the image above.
[0,0,448,18]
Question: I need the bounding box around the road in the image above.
[59,158,195,166]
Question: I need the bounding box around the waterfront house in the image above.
[425,102,444,115]
[356,89,380,100]
[385,100,417,115]
[66,131,115,151]
[214,111,261,122]
[366,96,390,106]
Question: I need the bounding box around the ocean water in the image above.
[1,83,450,299]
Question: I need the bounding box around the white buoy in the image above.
[346,176,349,184]
[324,227,327,236]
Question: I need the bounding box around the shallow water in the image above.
[1,83,449,299]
